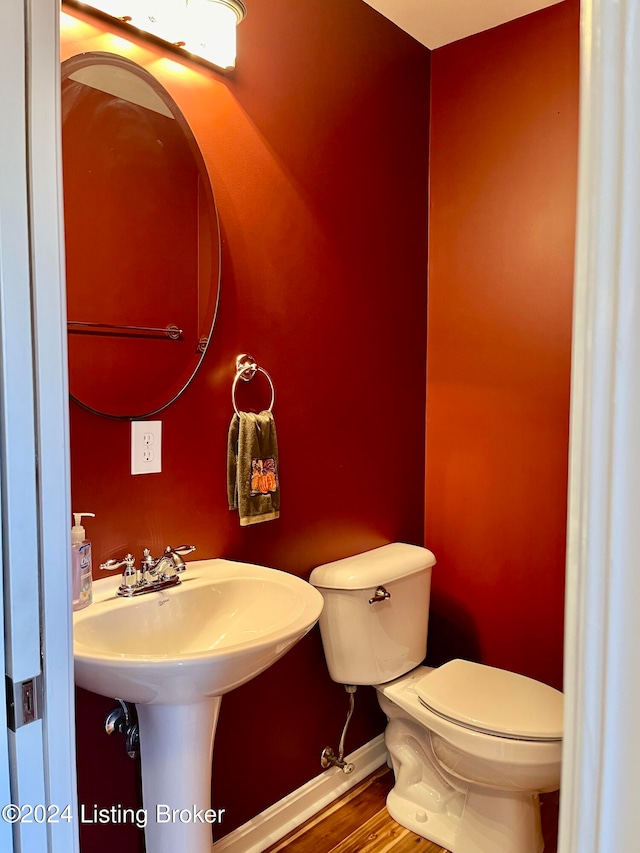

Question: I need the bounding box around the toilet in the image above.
[309,543,562,853]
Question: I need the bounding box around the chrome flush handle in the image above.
[368,586,391,605]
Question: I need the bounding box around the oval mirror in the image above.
[62,52,221,419]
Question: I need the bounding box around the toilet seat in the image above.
[415,659,563,742]
[380,666,563,788]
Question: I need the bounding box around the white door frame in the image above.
[559,0,640,850]
[28,1,78,849]
[0,1,77,851]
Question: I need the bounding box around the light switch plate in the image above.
[131,421,162,475]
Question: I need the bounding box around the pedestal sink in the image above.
[73,558,324,853]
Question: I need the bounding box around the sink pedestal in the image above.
[137,698,222,853]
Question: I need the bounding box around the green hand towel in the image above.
[227,410,280,526]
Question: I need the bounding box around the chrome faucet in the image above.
[100,545,196,597]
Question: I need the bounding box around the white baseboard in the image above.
[212,734,388,853]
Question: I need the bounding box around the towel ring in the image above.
[232,354,275,415]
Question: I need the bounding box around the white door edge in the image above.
[561,0,640,850]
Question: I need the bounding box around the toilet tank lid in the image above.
[309,543,436,590]
[415,660,564,741]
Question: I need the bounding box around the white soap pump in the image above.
[72,512,95,611]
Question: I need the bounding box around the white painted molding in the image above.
[561,1,640,851]
[212,735,387,853]
[27,1,79,851]
[0,1,74,851]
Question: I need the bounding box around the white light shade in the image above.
[67,0,246,70]
[183,0,239,69]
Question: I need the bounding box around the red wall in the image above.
[425,0,579,691]
[61,2,430,850]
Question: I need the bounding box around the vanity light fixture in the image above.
[64,0,247,71]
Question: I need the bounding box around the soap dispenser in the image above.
[72,512,95,611]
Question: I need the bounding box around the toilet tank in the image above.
[309,543,435,686]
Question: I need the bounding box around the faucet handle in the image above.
[100,554,138,591]
[163,545,196,574]
[100,553,135,572]
[166,545,196,556]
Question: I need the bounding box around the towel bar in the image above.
[232,354,275,415]
[68,321,182,339]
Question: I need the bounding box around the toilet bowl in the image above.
[309,543,563,853]
[378,664,562,853]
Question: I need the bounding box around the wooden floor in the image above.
[264,766,559,853]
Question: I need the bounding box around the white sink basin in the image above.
[73,557,324,853]
[74,557,324,704]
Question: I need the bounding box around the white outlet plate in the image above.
[131,421,162,475]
